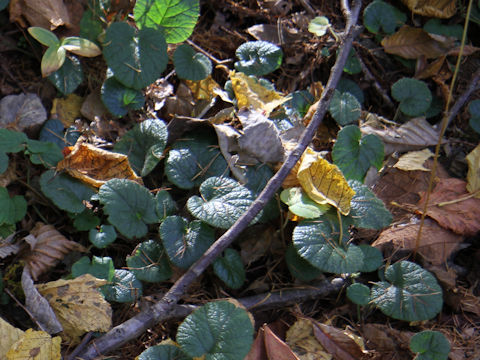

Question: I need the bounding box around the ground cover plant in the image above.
[0,0,479,359]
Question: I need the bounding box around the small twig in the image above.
[5,288,46,332]
[73,2,363,358]
[445,68,480,128]
[186,39,233,65]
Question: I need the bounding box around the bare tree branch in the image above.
[73,2,363,358]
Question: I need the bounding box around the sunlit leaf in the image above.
[174,44,212,81]
[235,41,283,76]
[28,26,59,47]
[308,16,330,36]
[126,239,171,282]
[401,0,456,18]
[61,37,101,57]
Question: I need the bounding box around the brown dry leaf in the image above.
[445,286,480,317]
[9,0,71,29]
[297,148,355,215]
[6,329,61,360]
[56,141,143,188]
[393,149,434,171]
[245,326,268,360]
[230,71,289,116]
[286,318,331,360]
[0,317,24,359]
[264,325,300,360]
[312,322,367,360]
[372,218,463,265]
[466,144,480,197]
[185,76,222,101]
[401,0,456,18]
[22,222,86,281]
[362,323,414,359]
[381,26,454,59]
[80,88,108,122]
[52,94,84,127]
[36,274,112,344]
[416,56,446,80]
[417,178,480,236]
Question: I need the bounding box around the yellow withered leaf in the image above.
[401,0,456,18]
[52,94,84,127]
[466,144,480,197]
[6,329,61,360]
[0,317,24,358]
[230,71,289,116]
[297,148,355,215]
[56,141,143,188]
[36,274,112,344]
[185,75,222,101]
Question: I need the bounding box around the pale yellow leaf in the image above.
[297,148,355,215]
[185,76,221,101]
[230,71,288,116]
[51,94,84,127]
[393,149,434,171]
[6,329,61,360]
[466,144,480,197]
[401,0,456,18]
[0,317,24,359]
[36,274,112,344]
[286,318,331,360]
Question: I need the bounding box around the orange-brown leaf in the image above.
[312,322,367,360]
[401,0,456,18]
[264,325,299,360]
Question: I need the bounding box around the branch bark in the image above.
[73,2,363,358]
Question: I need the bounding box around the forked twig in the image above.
[72,2,363,358]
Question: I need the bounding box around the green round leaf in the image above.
[0,129,27,153]
[114,118,168,176]
[134,0,200,43]
[177,300,254,360]
[308,16,330,36]
[363,1,404,34]
[332,125,384,181]
[347,283,371,306]
[102,269,143,303]
[174,44,212,81]
[392,78,432,117]
[285,244,323,282]
[235,41,283,76]
[358,245,383,272]
[187,177,257,229]
[28,27,59,47]
[213,248,245,289]
[348,180,392,230]
[138,344,191,360]
[71,256,115,281]
[155,190,177,221]
[293,219,363,274]
[0,187,27,224]
[337,78,364,104]
[127,239,171,282]
[72,209,100,231]
[468,99,480,134]
[40,170,95,213]
[25,139,63,167]
[280,187,329,219]
[48,55,84,95]
[160,216,215,269]
[103,22,168,89]
[101,77,145,117]
[370,261,443,321]
[98,179,158,239]
[89,224,117,248]
[343,49,361,75]
[410,330,450,360]
[165,133,229,190]
[329,91,361,125]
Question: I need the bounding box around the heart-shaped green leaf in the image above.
[347,283,371,306]
[102,269,143,303]
[173,44,212,80]
[213,248,245,289]
[235,41,283,76]
[328,91,361,125]
[358,244,383,272]
[114,118,167,176]
[48,56,84,95]
[0,129,27,153]
[410,330,450,360]
[89,225,117,249]
[332,125,384,181]
[72,209,100,231]
[127,239,171,282]
[392,78,432,117]
[71,256,115,282]
[155,190,177,221]
[371,261,443,321]
[101,77,145,117]
[363,1,405,34]
[159,216,215,269]
[0,187,26,224]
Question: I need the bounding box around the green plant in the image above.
[410,330,450,360]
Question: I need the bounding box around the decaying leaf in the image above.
[51,94,83,127]
[297,148,355,215]
[22,222,86,280]
[9,0,71,29]
[466,144,480,197]
[6,329,61,360]
[0,93,47,131]
[36,274,112,344]
[264,325,299,360]
[230,71,289,116]
[417,178,480,236]
[286,318,331,360]
[56,141,143,188]
[0,317,24,359]
[185,76,222,101]
[313,322,367,360]
[401,0,456,18]
[373,218,463,265]
[362,323,414,359]
[393,149,434,171]
[382,26,454,59]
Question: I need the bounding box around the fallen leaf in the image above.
[393,149,434,171]
[6,329,61,360]
[245,326,267,360]
[230,71,289,116]
[56,141,143,188]
[416,56,447,80]
[0,317,24,359]
[362,323,414,359]
[247,24,301,45]
[466,144,480,197]
[401,0,456,18]
[264,325,300,360]
[0,93,47,131]
[9,0,71,29]
[22,222,87,280]
[417,178,480,235]
[286,318,331,360]
[445,286,480,317]
[382,26,454,59]
[52,94,84,127]
[372,218,463,265]
[36,274,112,344]
[297,148,355,215]
[185,75,222,101]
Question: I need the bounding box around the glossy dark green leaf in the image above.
[213,248,245,289]
[127,239,171,282]
[101,77,145,117]
[138,344,192,360]
[89,224,117,248]
[155,190,177,221]
[328,91,361,125]
[98,179,158,239]
[358,244,383,272]
[0,187,26,224]
[285,244,323,282]
[71,256,115,281]
[159,216,215,269]
[370,261,443,321]
[174,44,212,80]
[410,330,450,360]
[102,269,143,303]
[48,56,84,95]
[235,41,283,76]
[346,283,371,306]
[392,78,432,117]
[114,118,168,176]
[363,0,404,34]
[177,301,254,360]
